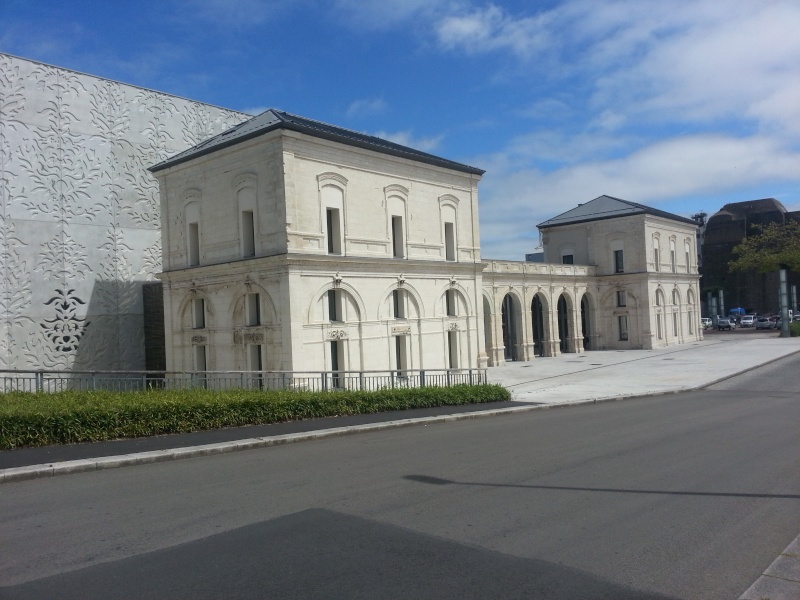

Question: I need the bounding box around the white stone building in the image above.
[151,111,703,375]
[482,196,702,366]
[150,110,487,374]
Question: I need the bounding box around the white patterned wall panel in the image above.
[0,54,248,369]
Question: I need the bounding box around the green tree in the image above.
[728,221,800,273]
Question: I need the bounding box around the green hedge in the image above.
[0,384,510,449]
[790,321,800,337]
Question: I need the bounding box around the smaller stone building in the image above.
[482,196,702,365]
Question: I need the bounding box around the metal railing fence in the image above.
[0,368,488,394]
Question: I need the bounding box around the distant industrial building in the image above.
[701,198,800,316]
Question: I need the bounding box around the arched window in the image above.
[439,195,459,262]
[653,236,660,272]
[318,172,348,256]
[655,289,665,340]
[670,239,677,273]
[684,240,692,272]
[185,199,201,267]
[235,176,257,258]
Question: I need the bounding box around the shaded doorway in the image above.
[531,295,545,357]
[557,295,569,353]
[580,295,592,350]
[483,296,493,363]
[501,294,521,361]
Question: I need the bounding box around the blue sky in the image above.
[2,0,799,259]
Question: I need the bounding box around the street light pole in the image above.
[779,266,790,338]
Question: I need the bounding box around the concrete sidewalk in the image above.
[489,330,800,404]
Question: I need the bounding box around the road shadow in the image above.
[1,508,678,600]
[404,474,800,500]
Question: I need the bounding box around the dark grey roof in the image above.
[710,198,785,221]
[537,195,698,229]
[149,109,485,175]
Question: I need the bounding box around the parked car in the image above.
[717,317,733,331]
[701,317,712,330]
[740,315,755,327]
[755,317,772,330]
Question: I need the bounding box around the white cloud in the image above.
[346,98,387,118]
[436,5,554,57]
[420,1,800,258]
[241,105,270,116]
[592,2,800,130]
[427,1,800,135]
[478,132,800,259]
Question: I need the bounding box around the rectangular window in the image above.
[686,250,691,271]
[673,313,679,336]
[241,210,255,258]
[654,249,660,271]
[248,344,262,371]
[445,289,457,317]
[188,222,200,266]
[194,345,207,371]
[444,222,456,262]
[448,330,459,369]
[618,316,629,341]
[562,254,574,265]
[192,298,205,329]
[328,289,342,322]
[393,289,405,319]
[247,344,263,389]
[391,215,404,258]
[614,249,624,273]
[395,335,408,376]
[671,250,676,273]
[616,290,626,307]
[326,208,341,254]
[330,340,343,388]
[246,293,260,326]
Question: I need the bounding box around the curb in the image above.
[739,536,800,600]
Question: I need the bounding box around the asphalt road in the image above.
[1,355,799,599]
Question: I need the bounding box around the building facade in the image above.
[151,111,487,374]
[151,113,703,375]
[0,53,247,370]
[701,198,800,316]
[483,196,702,365]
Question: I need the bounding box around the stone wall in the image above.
[0,54,247,369]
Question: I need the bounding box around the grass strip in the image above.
[0,384,510,449]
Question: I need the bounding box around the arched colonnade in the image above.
[483,285,595,366]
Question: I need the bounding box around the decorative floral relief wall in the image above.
[0,53,248,369]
